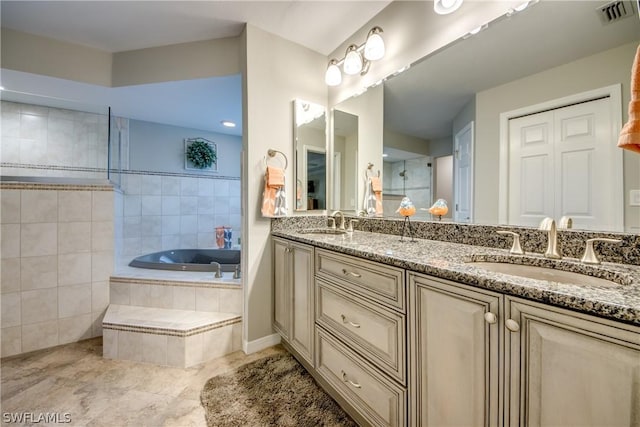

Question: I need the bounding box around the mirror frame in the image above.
[292,99,328,212]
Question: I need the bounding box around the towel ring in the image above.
[365,163,380,178]
[265,149,288,170]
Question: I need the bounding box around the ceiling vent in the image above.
[597,0,636,24]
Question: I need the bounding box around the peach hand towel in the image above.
[618,44,640,154]
[261,166,287,217]
[369,176,383,215]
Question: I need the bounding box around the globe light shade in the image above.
[434,0,463,15]
[364,29,385,61]
[343,45,363,75]
[325,61,342,86]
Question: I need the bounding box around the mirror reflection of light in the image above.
[434,0,463,15]
[296,101,325,127]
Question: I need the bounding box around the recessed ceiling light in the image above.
[221,120,236,128]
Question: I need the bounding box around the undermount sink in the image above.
[299,228,347,235]
[471,261,621,288]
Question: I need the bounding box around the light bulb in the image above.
[325,60,342,86]
[434,0,463,15]
[343,45,363,75]
[364,28,385,61]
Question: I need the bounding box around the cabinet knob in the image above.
[484,312,497,324]
[505,319,520,332]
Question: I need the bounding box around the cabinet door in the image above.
[272,238,290,339]
[289,241,314,365]
[410,273,502,427]
[505,297,640,427]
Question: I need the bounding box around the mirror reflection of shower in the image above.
[383,152,433,218]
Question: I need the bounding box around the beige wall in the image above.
[475,41,640,230]
[112,37,241,86]
[241,24,327,344]
[1,28,241,87]
[1,28,113,86]
[384,129,430,156]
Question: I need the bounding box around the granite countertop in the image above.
[272,229,640,326]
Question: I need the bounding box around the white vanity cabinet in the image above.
[315,249,407,427]
[272,237,315,366]
[272,235,640,427]
[504,297,640,427]
[409,272,503,427]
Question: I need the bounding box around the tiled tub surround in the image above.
[272,217,640,325]
[0,101,111,180]
[103,276,242,367]
[117,172,241,270]
[0,181,115,357]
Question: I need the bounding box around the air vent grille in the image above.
[597,0,635,24]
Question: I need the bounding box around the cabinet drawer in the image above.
[316,328,407,427]
[316,249,405,311]
[316,279,406,385]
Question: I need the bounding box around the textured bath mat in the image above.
[200,352,358,427]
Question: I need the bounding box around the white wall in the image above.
[241,25,327,346]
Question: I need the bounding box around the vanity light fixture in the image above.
[434,0,463,15]
[325,26,385,86]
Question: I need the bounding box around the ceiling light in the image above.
[514,1,530,12]
[343,45,363,75]
[364,27,385,61]
[221,120,236,128]
[434,0,463,15]
[324,27,386,86]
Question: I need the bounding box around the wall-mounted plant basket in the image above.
[185,137,217,172]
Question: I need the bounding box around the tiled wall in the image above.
[0,183,115,357]
[1,101,110,179]
[117,173,241,269]
[383,157,433,219]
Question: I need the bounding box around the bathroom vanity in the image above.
[272,222,640,427]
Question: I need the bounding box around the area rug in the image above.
[200,352,358,426]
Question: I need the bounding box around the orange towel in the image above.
[262,166,287,217]
[266,166,285,187]
[369,176,383,215]
[618,44,640,154]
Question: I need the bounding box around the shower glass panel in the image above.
[383,156,432,219]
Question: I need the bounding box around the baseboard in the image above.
[243,333,281,354]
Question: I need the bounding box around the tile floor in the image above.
[1,337,285,426]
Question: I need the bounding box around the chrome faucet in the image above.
[332,210,346,230]
[539,217,561,259]
[210,261,222,278]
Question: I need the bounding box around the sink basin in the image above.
[471,261,620,288]
[299,228,347,235]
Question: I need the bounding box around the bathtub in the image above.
[129,249,241,272]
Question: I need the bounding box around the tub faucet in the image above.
[539,217,561,259]
[210,261,222,278]
[332,210,346,230]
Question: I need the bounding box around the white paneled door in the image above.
[508,96,622,231]
[454,121,474,223]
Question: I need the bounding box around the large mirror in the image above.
[294,99,327,211]
[332,0,640,232]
